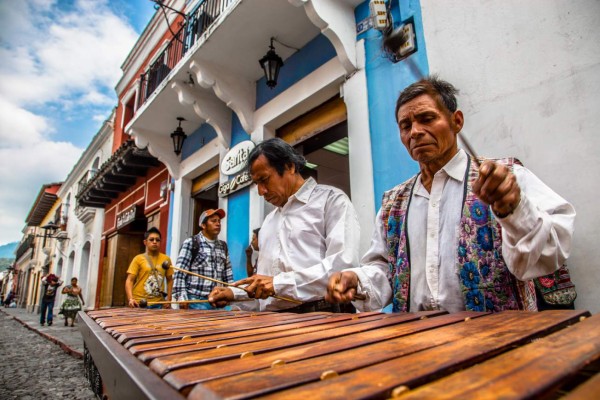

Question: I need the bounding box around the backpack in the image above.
[187,234,228,266]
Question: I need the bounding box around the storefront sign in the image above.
[218,171,252,197]
[116,205,137,229]
[221,141,255,176]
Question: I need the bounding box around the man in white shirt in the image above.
[209,138,360,312]
[326,76,575,313]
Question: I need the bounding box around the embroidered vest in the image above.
[381,156,537,312]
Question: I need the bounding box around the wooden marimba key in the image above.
[79,308,600,399]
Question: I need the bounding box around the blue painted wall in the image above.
[226,113,250,280]
[181,122,218,160]
[356,0,428,209]
[256,34,337,108]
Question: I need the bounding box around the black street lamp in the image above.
[259,37,284,89]
[171,117,187,156]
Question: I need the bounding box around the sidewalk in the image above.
[0,306,84,359]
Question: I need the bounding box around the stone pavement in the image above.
[0,307,84,358]
[0,308,95,399]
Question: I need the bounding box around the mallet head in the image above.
[139,299,148,308]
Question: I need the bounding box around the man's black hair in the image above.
[144,227,161,240]
[247,138,306,176]
[395,75,460,121]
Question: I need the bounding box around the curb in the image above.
[0,309,83,360]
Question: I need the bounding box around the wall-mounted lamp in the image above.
[171,117,187,156]
[36,221,68,246]
[41,221,59,233]
[259,37,284,89]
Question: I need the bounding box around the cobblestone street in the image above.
[0,312,96,400]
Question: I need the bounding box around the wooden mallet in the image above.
[161,261,302,304]
[138,299,211,308]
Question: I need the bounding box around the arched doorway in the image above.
[79,242,91,307]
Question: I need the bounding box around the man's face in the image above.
[250,154,296,208]
[202,215,222,239]
[251,233,259,251]
[397,94,463,167]
[144,233,161,252]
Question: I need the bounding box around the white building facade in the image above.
[53,113,115,310]
[112,0,598,313]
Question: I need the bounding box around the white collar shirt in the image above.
[235,177,360,311]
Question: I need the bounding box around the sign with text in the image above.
[221,140,255,176]
[116,205,137,229]
[218,171,252,197]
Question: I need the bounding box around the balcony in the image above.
[15,234,34,260]
[126,0,362,179]
[77,169,98,198]
[75,204,97,224]
[139,0,229,107]
[76,141,160,209]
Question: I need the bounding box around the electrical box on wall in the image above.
[397,21,416,57]
[383,17,418,63]
[369,0,389,30]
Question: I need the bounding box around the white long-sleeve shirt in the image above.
[234,177,361,311]
[351,150,575,313]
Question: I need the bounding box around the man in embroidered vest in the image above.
[208,138,360,313]
[326,76,575,313]
[172,209,234,310]
[125,227,174,309]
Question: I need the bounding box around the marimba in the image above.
[79,308,600,399]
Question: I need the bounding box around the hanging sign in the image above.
[116,205,137,229]
[218,171,252,197]
[221,140,255,176]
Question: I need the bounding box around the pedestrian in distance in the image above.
[245,227,260,277]
[172,209,234,310]
[40,274,63,326]
[125,227,174,309]
[60,277,85,327]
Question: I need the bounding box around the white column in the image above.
[342,39,375,255]
[169,176,193,259]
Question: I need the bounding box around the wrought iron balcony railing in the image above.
[15,234,34,260]
[77,169,98,197]
[138,0,234,109]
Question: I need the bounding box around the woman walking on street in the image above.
[60,277,84,327]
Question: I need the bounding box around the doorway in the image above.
[277,96,350,197]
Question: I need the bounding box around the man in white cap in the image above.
[172,208,233,309]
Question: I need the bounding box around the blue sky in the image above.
[0,0,157,245]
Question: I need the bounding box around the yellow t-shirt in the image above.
[127,253,174,302]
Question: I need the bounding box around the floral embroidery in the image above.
[476,225,494,251]
[458,159,528,312]
[381,157,536,312]
[470,201,489,224]
[479,260,491,278]
[460,262,480,289]
[466,289,485,311]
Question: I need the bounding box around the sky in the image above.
[0,0,157,246]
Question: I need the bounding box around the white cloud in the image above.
[0,0,141,245]
[0,140,82,245]
[92,113,108,122]
[80,90,115,106]
[0,96,49,147]
[0,0,139,106]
